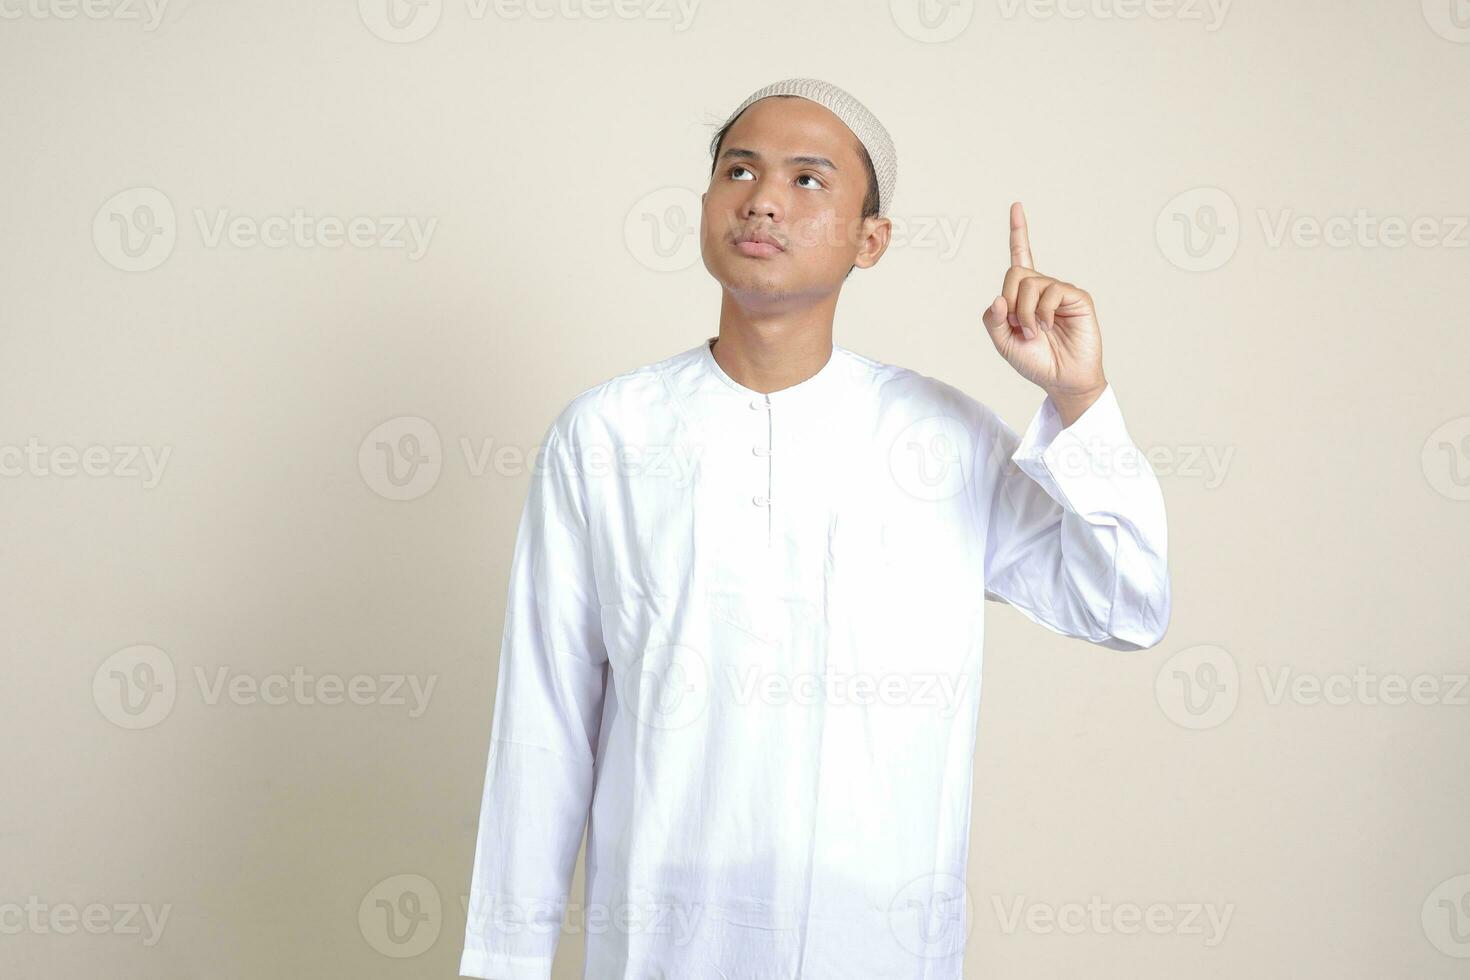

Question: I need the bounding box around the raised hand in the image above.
[980,202,1108,426]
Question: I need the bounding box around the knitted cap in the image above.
[720,77,897,218]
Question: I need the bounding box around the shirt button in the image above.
[752,446,771,456]
[748,398,768,410]
[752,495,770,507]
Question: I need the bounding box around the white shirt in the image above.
[461,336,1170,980]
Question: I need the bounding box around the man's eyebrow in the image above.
[718,147,839,171]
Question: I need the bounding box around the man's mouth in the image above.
[733,229,785,257]
[734,240,783,257]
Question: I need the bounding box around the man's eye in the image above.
[726,167,821,188]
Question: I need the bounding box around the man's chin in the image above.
[716,269,798,304]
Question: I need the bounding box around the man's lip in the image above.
[733,230,784,250]
[734,240,783,257]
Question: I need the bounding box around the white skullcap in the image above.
[719,77,898,218]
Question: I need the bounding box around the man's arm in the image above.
[460,414,609,980]
[973,202,1169,649]
[977,385,1171,650]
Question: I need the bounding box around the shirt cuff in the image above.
[1009,384,1143,517]
[459,947,553,980]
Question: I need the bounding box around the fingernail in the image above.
[1021,326,1034,340]
[1038,319,1050,332]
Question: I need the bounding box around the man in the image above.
[460,77,1170,980]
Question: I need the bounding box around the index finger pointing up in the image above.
[1009,201,1034,269]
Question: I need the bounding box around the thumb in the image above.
[981,294,1012,349]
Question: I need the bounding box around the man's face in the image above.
[700,97,890,309]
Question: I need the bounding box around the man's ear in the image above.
[853,215,893,271]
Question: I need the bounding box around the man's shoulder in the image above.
[856,347,1000,434]
[543,341,704,443]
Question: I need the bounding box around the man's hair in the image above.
[708,96,881,222]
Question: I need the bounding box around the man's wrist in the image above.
[1048,380,1108,428]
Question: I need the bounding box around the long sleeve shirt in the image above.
[459,335,1171,980]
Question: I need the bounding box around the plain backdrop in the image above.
[3,1,1468,977]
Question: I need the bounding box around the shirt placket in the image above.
[748,392,774,547]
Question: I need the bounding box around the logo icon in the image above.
[94,644,177,729]
[1423,0,1470,42]
[358,0,443,42]
[94,187,177,272]
[1155,643,1239,730]
[1422,873,1470,957]
[1422,416,1470,501]
[624,187,703,273]
[359,873,442,957]
[889,872,972,959]
[359,416,443,501]
[889,415,974,501]
[1156,187,1239,272]
[619,642,710,731]
[889,0,975,43]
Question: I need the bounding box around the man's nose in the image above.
[742,181,785,221]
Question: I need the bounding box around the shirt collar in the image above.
[696,334,853,410]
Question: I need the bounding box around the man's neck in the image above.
[710,319,835,395]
